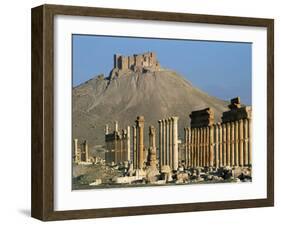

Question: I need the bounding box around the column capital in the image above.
[171,116,179,122]
[136,115,145,122]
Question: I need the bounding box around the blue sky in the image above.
[72,35,252,105]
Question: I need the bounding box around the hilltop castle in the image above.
[109,52,161,79]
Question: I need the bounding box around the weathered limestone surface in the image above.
[110,52,161,79]
[74,138,79,163]
[158,116,179,171]
[133,126,137,169]
[190,108,214,128]
[183,97,252,169]
[104,121,131,164]
[172,116,179,171]
[136,116,145,169]
[148,126,157,167]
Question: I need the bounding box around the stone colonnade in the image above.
[184,98,252,168]
[184,119,252,168]
[158,116,179,171]
[104,122,131,164]
[73,139,89,163]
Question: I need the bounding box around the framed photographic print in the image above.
[31,4,274,221]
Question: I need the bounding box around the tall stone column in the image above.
[248,118,252,166]
[215,124,219,167]
[239,119,244,166]
[201,128,204,167]
[114,121,118,132]
[132,125,137,169]
[235,120,239,166]
[149,126,156,151]
[184,128,188,167]
[190,128,193,167]
[74,138,79,163]
[218,123,223,167]
[192,128,195,167]
[163,119,166,165]
[194,128,197,167]
[158,120,163,168]
[105,124,109,135]
[114,139,118,164]
[187,127,191,168]
[116,137,120,163]
[127,126,131,161]
[136,116,145,169]
[148,125,157,167]
[203,127,206,167]
[209,125,214,167]
[120,134,123,162]
[169,118,173,168]
[222,123,226,167]
[199,128,203,167]
[197,128,200,167]
[172,116,179,171]
[204,127,207,166]
[243,119,249,166]
[197,128,201,167]
[83,140,89,162]
[231,122,235,166]
[226,122,231,166]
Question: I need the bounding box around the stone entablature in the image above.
[222,97,252,123]
[190,108,215,128]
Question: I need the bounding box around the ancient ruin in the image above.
[147,126,157,168]
[73,97,252,188]
[110,52,161,79]
[73,139,90,164]
[104,121,131,164]
[134,116,145,169]
[183,97,252,168]
[158,117,179,171]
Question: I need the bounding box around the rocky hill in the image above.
[73,56,229,153]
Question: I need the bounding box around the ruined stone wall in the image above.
[104,122,131,164]
[113,52,160,72]
[73,139,89,164]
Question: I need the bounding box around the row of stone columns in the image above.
[158,117,179,171]
[114,128,131,163]
[184,118,252,168]
[73,139,89,163]
[104,123,131,164]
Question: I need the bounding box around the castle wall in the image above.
[113,52,160,71]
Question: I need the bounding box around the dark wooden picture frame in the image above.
[31,4,274,221]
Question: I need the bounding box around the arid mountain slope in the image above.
[73,69,228,151]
